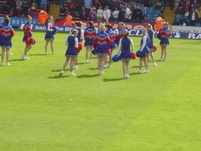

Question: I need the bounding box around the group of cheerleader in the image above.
[0,15,171,79]
[59,19,171,78]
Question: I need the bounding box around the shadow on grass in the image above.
[48,75,68,79]
[130,65,139,68]
[29,54,46,56]
[10,59,24,61]
[77,74,99,78]
[103,78,125,82]
[88,67,98,70]
[77,62,86,65]
[51,69,69,72]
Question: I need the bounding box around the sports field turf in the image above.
[0,30,201,151]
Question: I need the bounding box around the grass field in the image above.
[0,30,201,151]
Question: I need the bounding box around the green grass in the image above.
[0,31,201,151]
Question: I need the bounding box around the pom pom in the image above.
[130,52,136,59]
[107,49,111,55]
[136,50,146,58]
[52,25,58,35]
[153,45,157,52]
[25,37,36,45]
[112,54,121,62]
[76,43,82,53]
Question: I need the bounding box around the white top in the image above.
[47,22,53,31]
[103,9,111,19]
[125,7,132,19]
[97,9,104,17]
[112,10,119,19]
[140,35,147,51]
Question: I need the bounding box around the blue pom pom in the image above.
[112,54,121,62]
[52,26,58,35]
[136,50,146,58]
[91,49,96,55]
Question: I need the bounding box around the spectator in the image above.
[184,5,190,16]
[140,4,147,17]
[168,0,174,10]
[178,16,188,25]
[41,0,47,10]
[88,10,96,21]
[84,0,92,17]
[60,0,65,6]
[99,0,107,9]
[153,2,163,12]
[2,1,10,14]
[91,5,96,13]
[189,8,198,26]
[112,8,119,22]
[63,12,72,26]
[175,6,185,15]
[118,7,125,22]
[142,16,152,24]
[38,9,48,24]
[125,5,132,22]
[16,0,23,11]
[60,5,66,14]
[80,6,87,20]
[97,6,104,22]
[22,0,30,16]
[112,0,120,10]
[192,0,200,9]
[103,5,111,20]
[196,7,201,23]
[132,6,143,22]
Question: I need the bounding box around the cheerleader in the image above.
[59,29,79,76]
[118,31,134,78]
[84,21,96,63]
[146,24,157,66]
[137,28,150,73]
[0,17,14,66]
[105,24,116,68]
[93,24,110,75]
[44,16,54,55]
[115,22,126,46]
[1,15,13,55]
[21,15,34,60]
[73,21,84,69]
[158,22,171,61]
[98,18,109,32]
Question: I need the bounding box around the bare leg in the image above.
[1,48,5,64]
[45,40,49,54]
[50,40,54,54]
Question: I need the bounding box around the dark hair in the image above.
[4,18,10,24]
[106,24,112,30]
[88,21,95,30]
[75,21,82,27]
[124,30,129,38]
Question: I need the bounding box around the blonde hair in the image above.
[100,24,106,31]
[146,24,153,30]
[71,29,78,35]
[163,22,169,28]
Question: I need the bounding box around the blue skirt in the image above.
[84,39,93,47]
[120,49,131,60]
[95,48,108,56]
[141,45,150,55]
[110,42,116,50]
[160,37,169,46]
[65,46,77,57]
[0,39,12,48]
[45,31,54,40]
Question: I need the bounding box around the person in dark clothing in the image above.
[178,16,188,25]
[118,7,125,22]
[132,6,143,22]
[22,0,30,16]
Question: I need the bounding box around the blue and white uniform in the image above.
[44,21,54,40]
[147,29,154,51]
[84,26,96,47]
[93,31,110,55]
[0,22,14,48]
[158,27,170,46]
[118,37,134,60]
[65,35,78,57]
[106,29,116,50]
[140,34,150,55]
